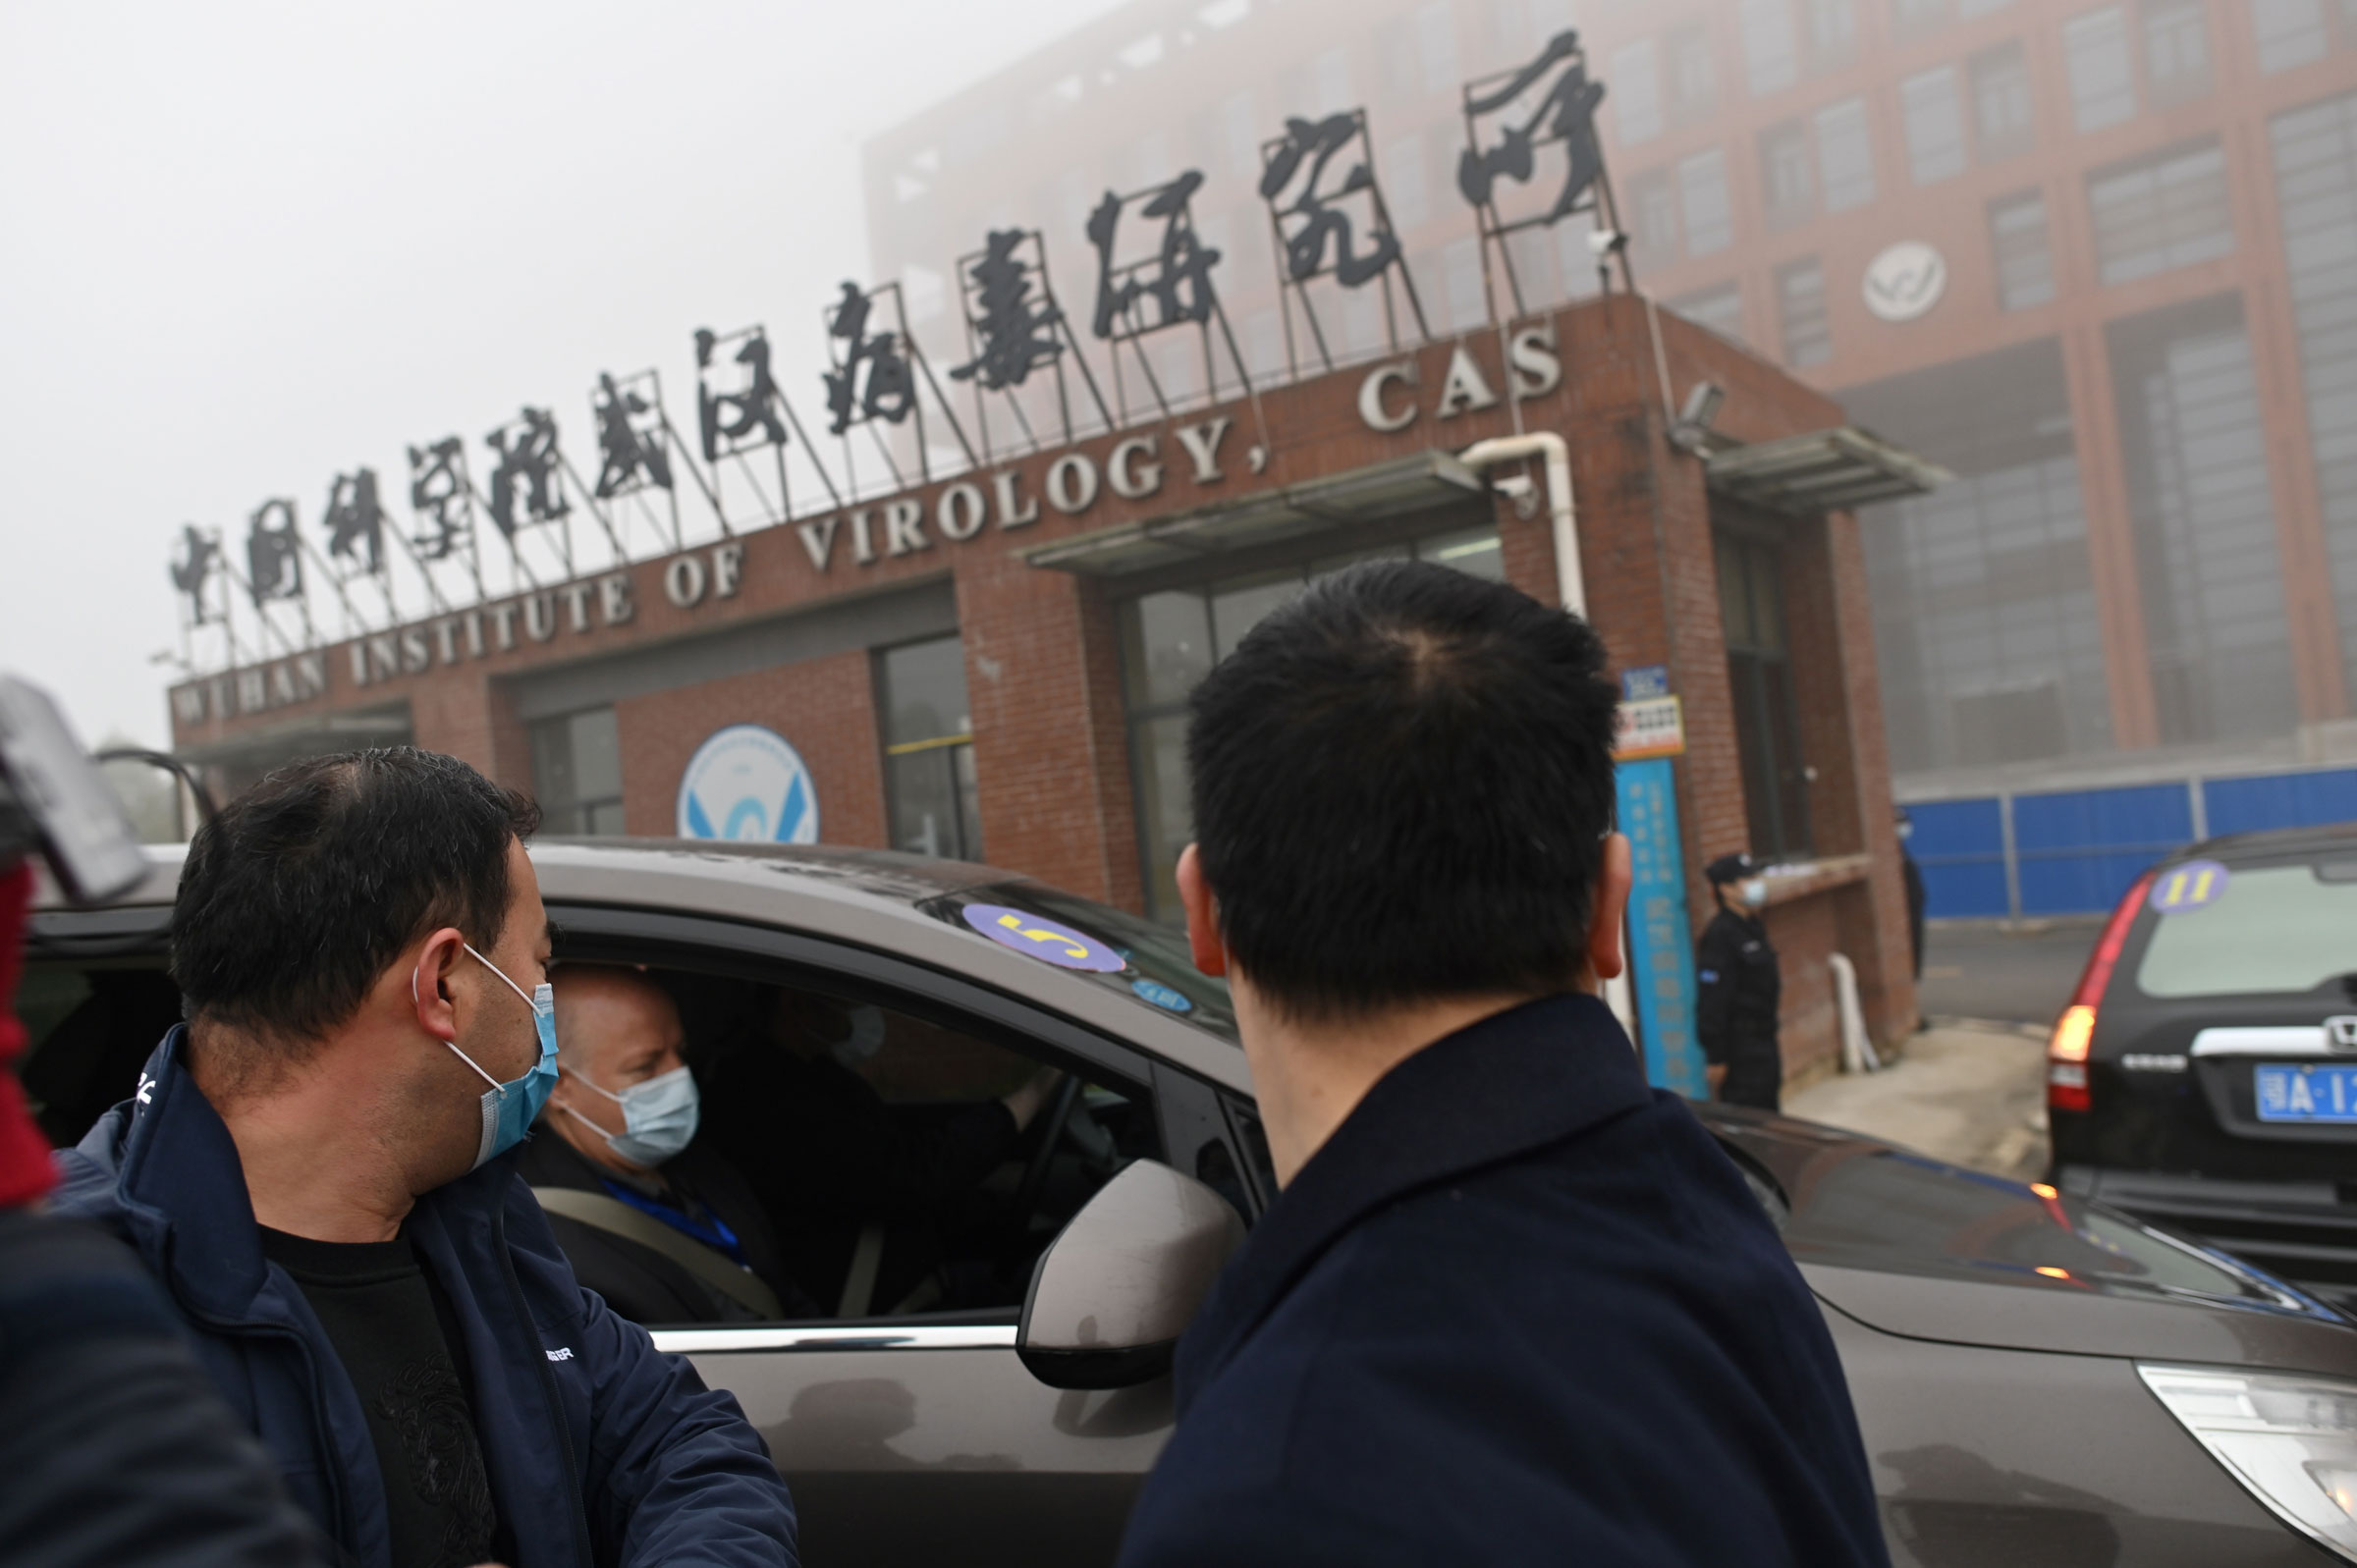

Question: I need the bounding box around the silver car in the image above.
[21,839,2357,1567]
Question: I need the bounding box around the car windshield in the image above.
[920,881,1239,1045]
[2135,860,2357,999]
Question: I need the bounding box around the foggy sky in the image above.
[0,0,1125,748]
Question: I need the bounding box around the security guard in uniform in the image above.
[1697,852,1783,1110]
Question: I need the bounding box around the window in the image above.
[1742,0,1801,94]
[1117,520,1505,921]
[1669,26,1716,123]
[2066,8,2138,131]
[1717,537,1811,860]
[1806,0,1860,70]
[1778,258,1832,367]
[1678,148,1734,256]
[2135,864,2357,999]
[2087,137,2233,283]
[530,707,626,836]
[1989,189,2056,307]
[1628,167,1680,270]
[878,636,983,861]
[1614,38,1664,142]
[1670,282,1747,344]
[1970,42,2036,162]
[2142,0,2214,102]
[2252,0,2331,71]
[1902,67,1969,184]
[1815,97,1877,212]
[1760,120,1817,229]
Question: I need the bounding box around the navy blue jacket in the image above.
[1117,994,1889,1568]
[51,1029,797,1568]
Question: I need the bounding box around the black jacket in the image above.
[516,1131,819,1325]
[1696,904,1782,1106]
[1116,994,1888,1568]
[0,1209,327,1567]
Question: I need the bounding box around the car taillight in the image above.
[2049,869,2157,1114]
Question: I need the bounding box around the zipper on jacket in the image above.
[492,1200,596,1567]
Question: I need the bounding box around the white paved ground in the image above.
[1783,1021,2051,1182]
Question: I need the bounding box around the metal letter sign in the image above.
[822,282,916,435]
[483,407,570,539]
[1084,170,1253,424]
[170,525,221,624]
[694,327,788,463]
[952,231,1064,392]
[591,371,673,499]
[246,500,304,606]
[408,437,472,562]
[1257,108,1429,375]
[321,469,387,576]
[1457,30,1630,316]
[1616,757,1706,1099]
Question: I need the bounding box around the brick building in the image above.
[166,296,1930,1086]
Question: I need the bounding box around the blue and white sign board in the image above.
[677,725,820,843]
[1617,757,1706,1100]
[1620,664,1672,702]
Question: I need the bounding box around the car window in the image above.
[17,957,183,1146]
[2133,861,2357,999]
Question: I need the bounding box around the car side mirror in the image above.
[1017,1159,1245,1390]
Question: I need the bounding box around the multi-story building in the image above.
[863,0,2357,826]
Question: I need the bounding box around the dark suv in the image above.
[2048,822,2357,1310]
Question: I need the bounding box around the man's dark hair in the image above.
[171,748,539,1047]
[1187,561,1620,1021]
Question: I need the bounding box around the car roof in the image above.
[2178,819,2357,866]
[33,838,1250,1093]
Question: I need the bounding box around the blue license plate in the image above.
[2254,1064,2357,1123]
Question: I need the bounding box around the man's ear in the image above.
[1176,844,1228,978]
[409,926,469,1044]
[1585,834,1633,984]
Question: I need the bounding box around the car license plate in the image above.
[2254,1064,2357,1123]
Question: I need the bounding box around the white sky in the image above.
[0,0,1125,748]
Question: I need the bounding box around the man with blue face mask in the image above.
[50,748,797,1568]
[519,967,817,1325]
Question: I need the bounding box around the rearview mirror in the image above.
[1017,1159,1244,1390]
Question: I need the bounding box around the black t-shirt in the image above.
[260,1225,499,1568]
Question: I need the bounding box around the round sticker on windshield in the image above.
[1131,978,1194,1013]
[960,904,1126,972]
[2150,860,2230,914]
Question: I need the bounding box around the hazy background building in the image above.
[861,0,2357,802]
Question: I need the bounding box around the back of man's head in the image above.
[1187,561,1619,1023]
[171,747,539,1056]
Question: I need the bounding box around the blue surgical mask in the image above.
[558,1062,700,1167]
[437,944,560,1170]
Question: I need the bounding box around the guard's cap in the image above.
[1705,852,1757,886]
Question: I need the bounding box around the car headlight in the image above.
[2141,1364,2357,1561]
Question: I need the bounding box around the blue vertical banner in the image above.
[1616,757,1706,1099]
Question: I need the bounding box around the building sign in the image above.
[1617,757,1706,1099]
[1862,242,1947,324]
[1615,695,1685,759]
[677,724,819,843]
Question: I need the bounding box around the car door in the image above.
[552,901,1261,1568]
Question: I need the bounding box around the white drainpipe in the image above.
[1455,433,1635,1036]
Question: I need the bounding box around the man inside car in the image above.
[519,965,818,1325]
[1119,562,1887,1567]
[51,747,798,1568]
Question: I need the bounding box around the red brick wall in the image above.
[612,650,888,848]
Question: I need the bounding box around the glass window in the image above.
[1989,189,2056,308]
[1677,148,1734,256]
[1628,168,1680,270]
[2251,0,2331,72]
[1742,0,1802,93]
[1815,97,1877,212]
[2136,865,2357,998]
[878,636,983,862]
[530,707,627,837]
[1668,25,1716,122]
[1971,43,2037,162]
[1613,38,1664,142]
[1806,0,1860,70]
[2142,0,2214,102]
[1670,283,1746,345]
[1902,67,1969,184]
[1760,120,1816,230]
[2066,8,2139,131]
[1115,519,1505,921]
[2087,137,2234,284]
[1716,537,1811,859]
[1777,257,1832,368]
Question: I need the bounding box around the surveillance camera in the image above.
[1491,472,1542,519]
[1586,228,1626,258]
[1678,380,1726,431]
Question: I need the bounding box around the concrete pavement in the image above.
[1783,1021,2051,1182]
[1916,918,2104,1029]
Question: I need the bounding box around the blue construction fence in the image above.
[1906,766,2357,919]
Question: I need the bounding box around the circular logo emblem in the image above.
[677,725,819,843]
[1130,978,1194,1013]
[1862,242,1947,323]
[959,903,1126,972]
[2149,859,2230,915]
